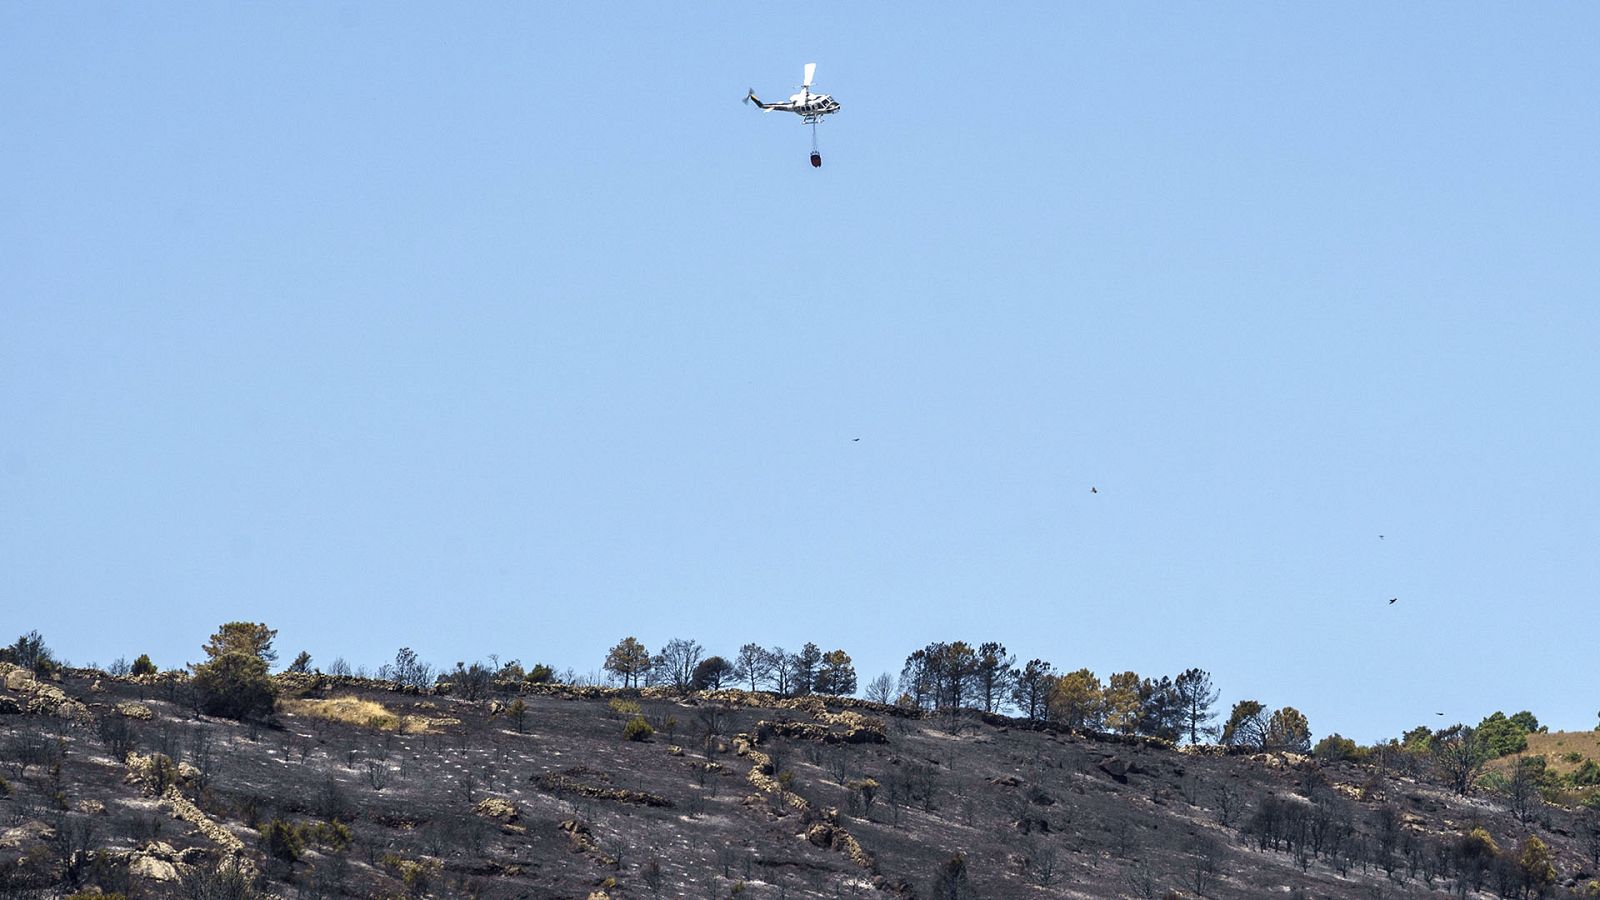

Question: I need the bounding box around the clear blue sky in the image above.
[4,5,1597,744]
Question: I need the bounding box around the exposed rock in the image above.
[533,773,673,807]
[558,818,616,867]
[130,854,179,881]
[162,785,245,855]
[475,797,519,822]
[76,799,107,815]
[1099,756,1132,783]
[0,820,56,849]
[124,752,186,793]
[117,701,155,720]
[0,665,89,718]
[805,822,835,847]
[128,841,183,882]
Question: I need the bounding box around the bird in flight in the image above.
[1436,712,1444,716]
[1388,598,1398,605]
[1090,486,1098,494]
[852,438,860,442]
[1379,535,1385,540]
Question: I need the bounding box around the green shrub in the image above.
[191,651,276,721]
[1565,751,1585,764]
[1312,734,1364,762]
[130,654,157,677]
[147,753,180,793]
[1571,759,1600,787]
[609,698,641,716]
[381,854,440,895]
[526,663,555,684]
[1476,711,1529,758]
[261,818,304,863]
[623,716,654,742]
[506,698,529,734]
[297,820,352,852]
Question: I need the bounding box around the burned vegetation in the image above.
[2,631,1599,899]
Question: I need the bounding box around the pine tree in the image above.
[814,650,857,695]
[603,637,652,688]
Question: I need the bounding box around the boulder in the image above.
[1014,817,1051,835]
[129,855,179,881]
[475,797,519,822]
[117,701,155,720]
[1099,756,1131,783]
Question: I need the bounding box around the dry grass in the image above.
[1490,731,1600,775]
[1485,730,1600,805]
[279,696,435,733]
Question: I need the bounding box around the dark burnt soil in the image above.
[2,669,1595,899]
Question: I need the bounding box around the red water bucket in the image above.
[810,152,822,168]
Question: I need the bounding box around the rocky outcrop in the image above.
[128,841,185,882]
[558,818,616,867]
[116,701,155,720]
[533,773,673,808]
[162,785,246,856]
[0,663,89,718]
[475,797,519,822]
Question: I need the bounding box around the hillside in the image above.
[3,662,1599,899]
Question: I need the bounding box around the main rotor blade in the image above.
[803,62,816,88]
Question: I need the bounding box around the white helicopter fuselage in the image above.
[745,64,840,124]
[749,91,840,119]
[788,92,840,117]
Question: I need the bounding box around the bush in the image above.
[130,654,157,677]
[381,854,440,895]
[181,859,266,899]
[2,630,56,675]
[148,753,180,793]
[609,698,641,716]
[261,818,304,863]
[297,820,352,852]
[1572,759,1600,787]
[1476,712,1529,758]
[623,716,654,742]
[506,698,529,734]
[526,663,555,684]
[444,661,493,700]
[192,652,276,721]
[1312,734,1365,762]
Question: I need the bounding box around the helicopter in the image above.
[744,63,840,167]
